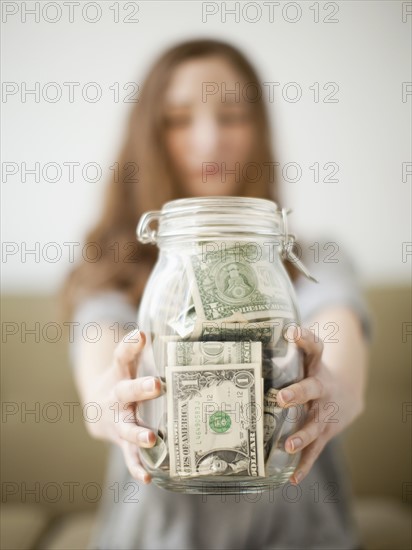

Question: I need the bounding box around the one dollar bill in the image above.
[166,363,265,478]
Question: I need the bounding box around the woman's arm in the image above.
[68,290,164,485]
[277,304,370,485]
[305,305,370,416]
[72,323,129,406]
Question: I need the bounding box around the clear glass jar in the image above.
[135,197,315,495]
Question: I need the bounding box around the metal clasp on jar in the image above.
[280,208,319,284]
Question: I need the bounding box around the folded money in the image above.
[263,387,287,457]
[140,433,168,469]
[145,241,302,481]
[185,242,295,339]
[168,304,197,339]
[167,340,262,367]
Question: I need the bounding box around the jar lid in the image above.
[137,197,318,283]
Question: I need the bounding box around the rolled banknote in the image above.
[140,433,168,469]
[263,387,287,456]
[168,303,197,339]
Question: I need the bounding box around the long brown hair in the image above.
[59,38,299,322]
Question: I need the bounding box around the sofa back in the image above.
[2,288,411,515]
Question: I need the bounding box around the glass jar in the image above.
[135,197,317,495]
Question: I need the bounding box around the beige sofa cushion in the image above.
[37,511,97,550]
[0,504,51,550]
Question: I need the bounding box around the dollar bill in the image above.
[167,341,262,367]
[146,240,303,478]
[140,433,168,469]
[185,242,295,329]
[148,265,195,338]
[264,387,283,413]
[200,321,276,344]
[166,363,265,478]
[168,303,197,338]
[263,387,286,452]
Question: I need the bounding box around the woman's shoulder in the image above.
[294,236,373,341]
[297,237,358,278]
[68,290,138,368]
[72,289,137,326]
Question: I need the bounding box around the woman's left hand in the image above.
[277,326,364,485]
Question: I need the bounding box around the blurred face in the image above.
[163,56,256,197]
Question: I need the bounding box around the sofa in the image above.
[1,287,411,549]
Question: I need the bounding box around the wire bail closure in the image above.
[280,208,319,283]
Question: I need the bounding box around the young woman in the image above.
[61,39,371,550]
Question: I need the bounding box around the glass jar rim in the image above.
[138,196,285,244]
[162,196,279,213]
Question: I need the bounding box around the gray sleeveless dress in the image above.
[69,241,372,550]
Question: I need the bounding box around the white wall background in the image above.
[1,0,411,292]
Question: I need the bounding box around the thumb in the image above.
[113,329,146,378]
[120,440,151,484]
[284,325,324,375]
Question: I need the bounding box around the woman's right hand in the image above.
[83,329,162,484]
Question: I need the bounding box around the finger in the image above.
[277,376,324,407]
[285,326,324,375]
[120,440,151,484]
[283,406,328,454]
[115,376,162,405]
[116,413,156,448]
[113,330,146,377]
[289,437,326,485]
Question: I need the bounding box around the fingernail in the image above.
[142,472,151,484]
[293,470,303,484]
[159,379,167,395]
[142,378,155,393]
[280,389,294,402]
[287,437,303,452]
[138,430,150,443]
